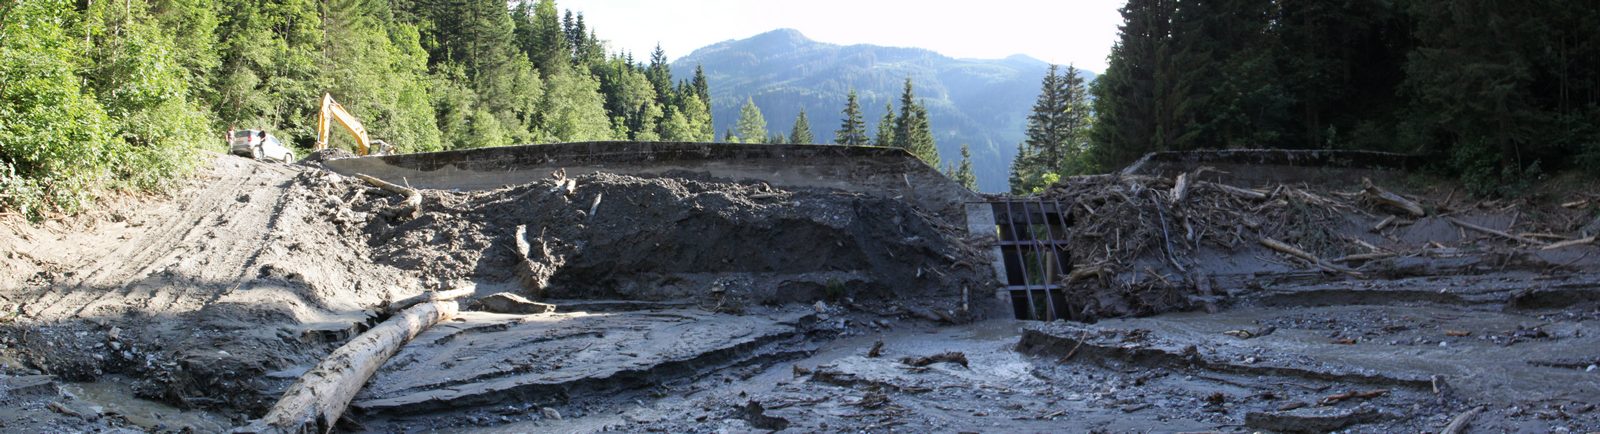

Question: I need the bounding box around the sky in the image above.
[562,0,1124,73]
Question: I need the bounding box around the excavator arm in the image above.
[315,93,376,155]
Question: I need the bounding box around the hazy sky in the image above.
[563,0,1124,73]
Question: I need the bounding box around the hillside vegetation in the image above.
[0,0,713,219]
[1086,0,1600,195]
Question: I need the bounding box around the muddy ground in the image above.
[1,150,1598,433]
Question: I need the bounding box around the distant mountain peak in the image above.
[749,28,811,44]
[759,28,807,39]
[674,31,1096,193]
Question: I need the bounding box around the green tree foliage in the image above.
[735,98,768,144]
[889,79,940,166]
[1088,0,1174,171]
[789,109,815,144]
[952,144,977,190]
[1088,0,1600,192]
[3,0,722,218]
[873,102,897,147]
[1,0,207,218]
[1011,64,1092,193]
[538,71,613,142]
[834,89,868,145]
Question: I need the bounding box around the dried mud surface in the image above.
[0,151,991,431]
[1,150,1597,433]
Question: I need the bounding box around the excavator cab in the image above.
[315,93,389,156]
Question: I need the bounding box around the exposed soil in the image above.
[0,150,991,431]
[1,149,1597,433]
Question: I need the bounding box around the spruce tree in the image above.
[691,64,711,107]
[954,143,976,190]
[1008,142,1032,194]
[1088,0,1175,171]
[734,97,767,143]
[892,78,918,149]
[902,104,940,166]
[1023,65,1068,177]
[834,89,868,145]
[647,44,673,106]
[874,102,897,146]
[790,109,815,144]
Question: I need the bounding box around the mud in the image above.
[1,147,1597,433]
[0,147,992,430]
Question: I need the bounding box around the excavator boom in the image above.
[315,93,374,155]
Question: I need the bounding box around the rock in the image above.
[472,293,556,314]
[541,406,561,420]
[2,375,62,399]
[1245,405,1395,433]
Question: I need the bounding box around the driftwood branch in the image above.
[354,173,421,219]
[1331,252,1397,263]
[1260,238,1361,276]
[1197,181,1268,200]
[1542,236,1597,250]
[1441,405,1485,434]
[1362,178,1425,217]
[1170,172,1192,204]
[386,285,475,314]
[236,300,459,434]
[1446,217,1547,246]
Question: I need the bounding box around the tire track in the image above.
[24,158,300,321]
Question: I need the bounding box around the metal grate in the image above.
[990,200,1073,320]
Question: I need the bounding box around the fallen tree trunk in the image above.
[236,300,459,434]
[385,285,474,314]
[1542,236,1597,250]
[1446,217,1547,246]
[354,173,421,219]
[1260,238,1361,276]
[1362,178,1425,217]
[1197,180,1268,200]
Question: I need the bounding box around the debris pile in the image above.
[1043,169,1600,319]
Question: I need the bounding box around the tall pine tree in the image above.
[890,78,939,166]
[874,102,897,147]
[834,89,868,145]
[734,97,767,144]
[789,109,814,144]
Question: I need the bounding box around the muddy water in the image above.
[63,375,233,432]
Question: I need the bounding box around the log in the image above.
[1446,217,1548,246]
[1441,406,1485,434]
[1260,238,1361,276]
[386,285,475,314]
[1331,252,1397,263]
[354,173,421,219]
[236,300,459,434]
[1362,178,1425,217]
[1170,172,1192,204]
[1542,236,1597,250]
[1197,180,1268,200]
[1373,216,1396,232]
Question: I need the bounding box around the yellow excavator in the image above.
[315,93,392,155]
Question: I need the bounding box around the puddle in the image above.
[63,376,233,432]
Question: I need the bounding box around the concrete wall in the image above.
[1121,149,1426,187]
[323,141,980,220]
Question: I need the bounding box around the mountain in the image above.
[671,28,1095,192]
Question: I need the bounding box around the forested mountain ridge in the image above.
[673,29,1095,192]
